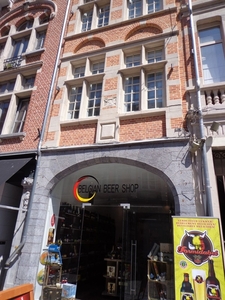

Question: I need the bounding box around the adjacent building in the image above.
[0,0,225,299]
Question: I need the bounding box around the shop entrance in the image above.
[57,202,172,300]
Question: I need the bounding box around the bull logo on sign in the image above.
[177,230,219,266]
[185,230,206,251]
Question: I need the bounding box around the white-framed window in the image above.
[128,0,142,19]
[68,86,83,119]
[199,26,225,84]
[147,0,161,13]
[98,5,110,27]
[0,80,15,94]
[91,61,104,74]
[17,20,34,32]
[124,76,140,112]
[0,43,5,58]
[121,46,165,112]
[147,72,163,108]
[88,82,102,117]
[23,76,35,89]
[128,0,162,19]
[147,49,163,63]
[81,11,93,32]
[11,98,29,133]
[74,66,85,78]
[0,100,10,134]
[125,54,141,67]
[35,31,46,50]
[79,1,110,32]
[11,36,29,57]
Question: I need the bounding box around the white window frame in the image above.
[121,45,165,113]
[125,54,141,67]
[199,25,225,84]
[81,11,93,32]
[35,30,46,50]
[0,100,10,134]
[74,65,85,78]
[87,82,102,117]
[68,86,83,119]
[91,61,104,74]
[23,76,35,89]
[124,76,140,112]
[11,36,29,58]
[98,5,110,27]
[11,98,29,133]
[128,0,142,19]
[0,80,15,94]
[147,0,162,14]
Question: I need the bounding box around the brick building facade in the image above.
[0,0,225,299]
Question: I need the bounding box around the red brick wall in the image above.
[0,0,70,153]
[60,124,97,146]
[120,115,166,142]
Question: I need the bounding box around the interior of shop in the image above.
[50,163,175,299]
[55,203,173,300]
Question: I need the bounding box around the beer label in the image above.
[206,284,221,300]
[181,292,194,300]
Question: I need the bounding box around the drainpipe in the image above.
[0,0,72,290]
[188,0,213,216]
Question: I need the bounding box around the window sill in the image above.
[65,73,105,85]
[0,132,26,142]
[60,117,98,127]
[119,108,166,120]
[25,48,45,57]
[119,60,167,76]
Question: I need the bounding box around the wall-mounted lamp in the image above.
[189,139,204,153]
[210,121,220,133]
[56,86,60,92]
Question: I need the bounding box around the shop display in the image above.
[41,243,63,300]
[103,258,130,297]
[147,259,174,300]
[56,202,115,284]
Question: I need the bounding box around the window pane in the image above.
[199,27,221,44]
[124,76,140,112]
[36,31,46,50]
[0,101,9,133]
[147,0,161,13]
[68,86,82,119]
[98,6,110,27]
[12,37,29,57]
[87,83,102,117]
[147,72,163,109]
[201,43,225,83]
[0,81,15,93]
[24,76,35,89]
[126,54,141,67]
[82,11,93,32]
[128,0,142,19]
[92,62,104,74]
[17,20,33,31]
[74,66,85,78]
[12,99,29,133]
[147,49,163,63]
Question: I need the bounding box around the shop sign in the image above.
[73,175,139,202]
[173,217,225,300]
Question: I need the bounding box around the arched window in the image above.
[17,19,34,32]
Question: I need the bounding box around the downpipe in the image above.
[188,0,213,216]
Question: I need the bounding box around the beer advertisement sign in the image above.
[173,217,225,300]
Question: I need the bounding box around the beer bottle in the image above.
[206,259,221,300]
[180,273,194,300]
